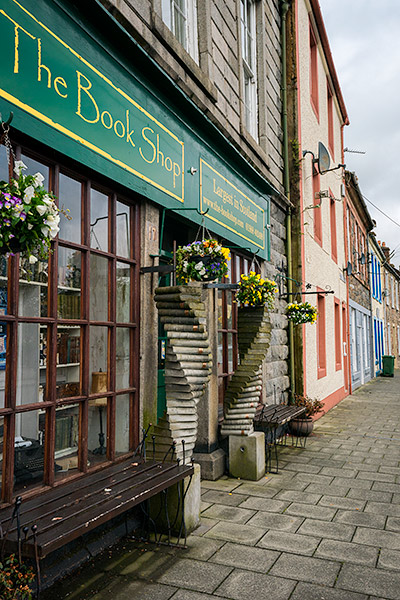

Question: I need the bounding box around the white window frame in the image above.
[162,0,199,62]
[392,276,395,308]
[240,0,258,141]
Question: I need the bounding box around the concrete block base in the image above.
[151,463,201,534]
[229,432,265,481]
[193,448,226,480]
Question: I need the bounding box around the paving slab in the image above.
[364,501,400,517]
[203,521,266,545]
[336,563,400,599]
[209,541,280,572]
[170,591,216,600]
[333,509,386,529]
[290,582,368,600]
[353,527,400,550]
[238,496,289,513]
[201,503,255,524]
[158,559,232,594]
[346,488,393,503]
[201,489,248,506]
[91,581,177,600]
[269,553,341,586]
[180,536,224,561]
[297,518,355,541]
[377,548,400,571]
[284,502,336,521]
[318,495,366,511]
[257,530,321,556]
[314,539,378,566]
[213,569,296,600]
[246,511,303,532]
[231,483,280,498]
[274,489,322,504]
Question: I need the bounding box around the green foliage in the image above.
[286,301,317,324]
[175,239,230,283]
[0,160,65,263]
[0,554,35,600]
[236,271,278,308]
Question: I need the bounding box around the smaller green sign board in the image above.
[200,159,265,250]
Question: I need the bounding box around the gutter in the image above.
[280,0,295,402]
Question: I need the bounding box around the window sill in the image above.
[317,367,327,379]
[310,97,320,123]
[151,11,218,104]
[239,124,271,172]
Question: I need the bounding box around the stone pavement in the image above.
[45,372,400,600]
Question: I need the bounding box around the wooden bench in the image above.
[254,403,307,472]
[0,454,193,595]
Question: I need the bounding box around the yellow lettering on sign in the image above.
[54,76,68,98]
[76,71,99,124]
[139,127,156,164]
[126,110,135,147]
[0,10,35,73]
[101,110,113,129]
[37,38,51,88]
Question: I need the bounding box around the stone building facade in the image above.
[380,243,400,368]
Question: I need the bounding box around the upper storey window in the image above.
[309,22,319,118]
[241,0,258,140]
[162,0,199,62]
[327,82,334,158]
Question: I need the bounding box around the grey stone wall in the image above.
[349,277,371,311]
[99,0,284,194]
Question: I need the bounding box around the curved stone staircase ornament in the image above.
[221,305,272,436]
[152,285,212,464]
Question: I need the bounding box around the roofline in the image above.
[309,0,350,126]
[345,171,375,232]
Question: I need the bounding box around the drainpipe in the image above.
[280,0,295,402]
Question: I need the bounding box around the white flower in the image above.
[42,195,53,206]
[41,226,50,237]
[36,204,47,216]
[24,186,35,203]
[27,223,33,230]
[49,226,59,239]
[194,261,204,270]
[14,160,27,176]
[200,268,206,276]
[29,255,38,264]
[32,172,45,188]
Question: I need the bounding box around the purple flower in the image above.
[4,201,11,209]
[9,233,14,239]
[20,212,26,221]
[4,219,10,226]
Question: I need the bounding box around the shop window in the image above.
[162,0,199,62]
[241,0,258,140]
[330,193,337,262]
[0,143,139,503]
[317,292,326,378]
[313,171,322,245]
[334,299,341,371]
[309,22,319,118]
[327,82,334,158]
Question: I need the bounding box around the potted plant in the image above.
[236,271,278,309]
[175,239,230,283]
[0,160,64,264]
[0,553,35,599]
[286,301,317,325]
[288,393,325,436]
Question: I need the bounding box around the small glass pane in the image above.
[116,200,130,258]
[90,254,108,321]
[115,394,130,456]
[228,334,234,374]
[21,154,49,190]
[217,331,223,377]
[58,173,81,243]
[90,188,108,251]
[58,247,81,319]
[0,322,7,408]
[88,398,108,465]
[227,298,233,330]
[54,404,80,481]
[89,326,108,385]
[116,328,130,390]
[217,290,223,329]
[19,259,48,317]
[14,409,45,494]
[116,262,130,322]
[56,326,81,399]
[16,323,45,405]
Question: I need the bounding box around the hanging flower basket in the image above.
[236,271,278,309]
[176,239,230,283]
[286,301,317,325]
[0,160,64,263]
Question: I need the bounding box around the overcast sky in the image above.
[318,0,400,266]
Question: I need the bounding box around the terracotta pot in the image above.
[288,417,314,437]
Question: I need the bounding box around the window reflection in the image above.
[116,201,130,258]
[17,323,45,405]
[0,144,8,182]
[58,247,81,319]
[21,154,49,190]
[116,328,130,389]
[90,189,108,251]
[56,326,81,399]
[19,258,48,317]
[88,398,108,465]
[90,254,108,321]
[89,327,108,382]
[54,404,80,480]
[59,173,81,244]
[115,394,130,456]
[14,409,45,494]
[116,262,130,322]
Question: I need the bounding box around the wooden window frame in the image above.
[327,81,334,159]
[309,21,319,120]
[317,291,326,379]
[330,191,337,263]
[0,142,140,504]
[334,297,341,371]
[313,170,322,246]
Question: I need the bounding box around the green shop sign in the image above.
[0,0,271,257]
[0,0,184,202]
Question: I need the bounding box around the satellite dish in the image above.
[317,142,331,174]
